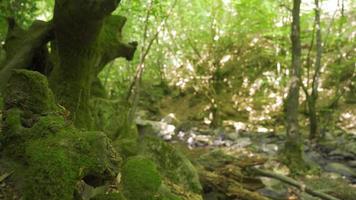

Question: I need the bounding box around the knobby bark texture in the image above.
[49,0,136,129]
[283,0,307,174]
[0,0,137,130]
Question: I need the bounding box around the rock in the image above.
[157,123,176,140]
[347,160,356,168]
[121,156,162,200]
[225,132,239,141]
[1,70,122,200]
[233,137,252,148]
[194,135,213,146]
[177,131,186,140]
[260,144,279,155]
[212,137,233,147]
[328,149,355,160]
[136,119,176,140]
[161,113,179,126]
[4,70,57,116]
[344,142,356,156]
[324,162,356,178]
[141,136,203,196]
[304,150,326,166]
[232,121,248,133]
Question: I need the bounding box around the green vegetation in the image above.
[122,156,162,200]
[0,0,355,199]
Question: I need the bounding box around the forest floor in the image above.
[134,92,356,200]
[1,91,355,200]
[137,113,356,199]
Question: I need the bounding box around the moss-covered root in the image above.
[121,156,162,200]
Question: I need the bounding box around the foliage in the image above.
[97,0,356,132]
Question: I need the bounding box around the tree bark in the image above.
[49,0,136,129]
[283,0,306,174]
[309,0,323,140]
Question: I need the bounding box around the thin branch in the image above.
[249,167,341,200]
[127,0,178,121]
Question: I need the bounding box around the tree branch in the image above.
[126,0,178,118]
[248,167,341,200]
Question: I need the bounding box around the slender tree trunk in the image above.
[309,0,323,140]
[211,64,223,128]
[283,0,306,174]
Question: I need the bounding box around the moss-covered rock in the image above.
[156,185,182,200]
[4,69,57,117]
[117,124,139,155]
[140,136,202,195]
[91,192,126,200]
[23,129,121,200]
[1,70,122,200]
[122,156,162,200]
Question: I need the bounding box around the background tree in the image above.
[302,0,323,141]
[283,0,307,174]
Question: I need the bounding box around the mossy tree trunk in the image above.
[48,0,136,129]
[0,0,137,130]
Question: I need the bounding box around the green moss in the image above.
[2,111,69,159]
[112,117,139,159]
[156,185,182,200]
[30,115,67,137]
[4,108,23,135]
[280,139,309,176]
[305,177,356,200]
[23,130,121,200]
[141,136,202,194]
[1,69,122,200]
[91,193,126,200]
[25,139,78,200]
[113,138,139,159]
[4,70,57,115]
[122,156,162,200]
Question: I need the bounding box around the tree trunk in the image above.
[211,65,223,128]
[48,0,136,129]
[308,97,318,139]
[309,0,323,140]
[283,0,306,174]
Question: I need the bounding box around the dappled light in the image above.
[0,0,355,200]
